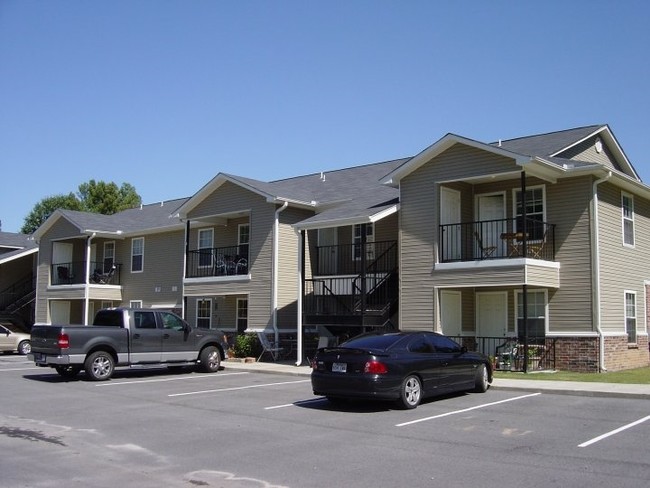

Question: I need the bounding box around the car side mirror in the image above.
[460,346,468,354]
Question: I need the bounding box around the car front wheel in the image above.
[199,346,221,373]
[397,374,422,409]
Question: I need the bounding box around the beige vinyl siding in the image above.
[596,182,650,336]
[432,264,559,288]
[558,136,624,174]
[545,177,594,333]
[117,230,184,308]
[276,207,312,328]
[35,219,85,323]
[400,144,520,328]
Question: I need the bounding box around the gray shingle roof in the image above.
[56,197,189,235]
[0,231,35,250]
[494,125,604,158]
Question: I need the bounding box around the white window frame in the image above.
[236,298,248,333]
[130,300,143,308]
[103,241,115,272]
[625,290,637,344]
[515,289,548,337]
[196,298,212,329]
[131,237,144,273]
[513,186,546,241]
[353,223,375,261]
[198,228,214,268]
[622,192,635,248]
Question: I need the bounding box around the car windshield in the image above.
[343,333,404,351]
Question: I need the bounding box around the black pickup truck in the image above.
[28,308,229,381]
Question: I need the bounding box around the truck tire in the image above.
[199,346,221,373]
[84,351,115,381]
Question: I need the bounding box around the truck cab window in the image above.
[161,312,185,331]
[134,312,157,329]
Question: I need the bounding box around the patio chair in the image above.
[474,231,497,258]
[57,266,74,284]
[257,332,284,362]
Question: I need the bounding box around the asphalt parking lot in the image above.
[1,355,649,488]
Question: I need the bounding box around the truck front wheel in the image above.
[84,351,115,381]
[199,346,221,373]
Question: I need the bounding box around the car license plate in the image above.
[332,362,347,373]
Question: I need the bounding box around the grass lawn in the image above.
[494,366,650,384]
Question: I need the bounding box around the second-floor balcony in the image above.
[439,218,556,263]
[51,262,122,286]
[186,245,249,279]
[313,240,397,276]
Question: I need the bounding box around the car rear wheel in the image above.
[473,364,489,393]
[18,340,31,355]
[199,346,221,373]
[398,374,422,409]
[84,351,115,381]
[55,365,81,379]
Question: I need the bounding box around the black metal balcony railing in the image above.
[439,218,555,263]
[449,335,556,372]
[51,262,122,286]
[314,240,397,276]
[186,245,249,278]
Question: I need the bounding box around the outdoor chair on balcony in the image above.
[56,266,74,284]
[92,265,116,284]
[257,332,284,362]
[474,231,497,258]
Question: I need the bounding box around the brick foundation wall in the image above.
[552,335,649,372]
[603,335,650,372]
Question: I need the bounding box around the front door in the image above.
[318,228,338,274]
[160,311,195,361]
[476,292,508,355]
[440,187,461,261]
[476,193,506,256]
[50,301,71,325]
[440,290,462,336]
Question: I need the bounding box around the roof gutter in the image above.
[272,201,289,344]
[592,170,612,372]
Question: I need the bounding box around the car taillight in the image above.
[364,360,388,374]
[57,333,70,349]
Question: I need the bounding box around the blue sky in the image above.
[1,0,649,233]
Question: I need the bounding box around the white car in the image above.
[0,322,31,355]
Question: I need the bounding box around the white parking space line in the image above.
[396,393,542,427]
[95,371,250,387]
[578,415,650,448]
[168,379,311,397]
[264,398,326,410]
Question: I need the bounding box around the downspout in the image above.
[84,233,96,325]
[296,229,305,366]
[182,219,190,320]
[592,171,612,372]
[272,201,289,344]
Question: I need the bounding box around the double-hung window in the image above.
[237,298,248,333]
[622,192,635,247]
[196,299,212,329]
[516,290,547,339]
[198,228,214,268]
[131,237,144,273]
[238,224,250,259]
[103,241,115,273]
[625,291,637,344]
[515,187,545,240]
[353,223,375,261]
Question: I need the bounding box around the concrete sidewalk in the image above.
[223,359,650,399]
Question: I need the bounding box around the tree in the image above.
[77,180,141,215]
[20,180,142,234]
[21,193,83,234]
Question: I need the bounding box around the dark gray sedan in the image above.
[311,331,492,409]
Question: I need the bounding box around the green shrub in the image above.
[233,333,261,358]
